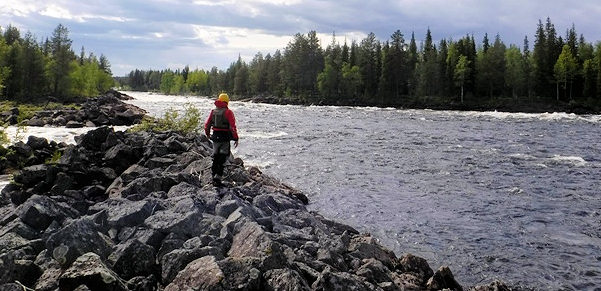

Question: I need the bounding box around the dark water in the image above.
[124,92,601,290]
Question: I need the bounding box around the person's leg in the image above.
[212,141,230,184]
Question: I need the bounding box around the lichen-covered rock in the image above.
[46,216,114,266]
[59,252,127,291]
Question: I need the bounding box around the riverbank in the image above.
[237,94,601,115]
[0,90,145,128]
[0,126,509,290]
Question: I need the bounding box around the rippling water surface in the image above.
[14,91,601,289]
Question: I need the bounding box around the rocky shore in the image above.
[0,126,510,290]
[1,90,145,128]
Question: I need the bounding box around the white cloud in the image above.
[192,25,292,50]
[39,3,131,23]
[0,1,37,17]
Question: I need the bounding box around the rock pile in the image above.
[1,90,145,127]
[0,128,508,290]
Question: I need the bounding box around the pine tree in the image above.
[49,24,75,98]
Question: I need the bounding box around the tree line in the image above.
[121,18,601,111]
[0,24,114,102]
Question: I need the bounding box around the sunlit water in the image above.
[6,91,601,289]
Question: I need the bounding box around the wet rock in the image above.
[59,252,127,291]
[66,120,85,128]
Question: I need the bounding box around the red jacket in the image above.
[204,100,239,141]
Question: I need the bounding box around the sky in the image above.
[2,0,600,76]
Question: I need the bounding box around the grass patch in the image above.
[129,103,202,135]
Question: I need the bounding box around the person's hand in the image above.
[234,140,239,148]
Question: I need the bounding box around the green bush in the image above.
[129,103,202,134]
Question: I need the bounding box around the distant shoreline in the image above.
[235,95,601,115]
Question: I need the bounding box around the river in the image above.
[6,91,601,289]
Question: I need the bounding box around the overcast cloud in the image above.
[2,0,600,76]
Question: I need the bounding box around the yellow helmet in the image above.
[218,93,229,103]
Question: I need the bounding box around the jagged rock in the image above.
[103,143,138,173]
[26,136,49,150]
[0,251,41,287]
[16,194,78,231]
[253,192,306,216]
[355,258,393,284]
[468,280,510,291]
[264,268,311,291]
[46,216,114,266]
[13,164,48,185]
[88,198,160,228]
[164,256,224,291]
[145,157,175,169]
[66,120,85,128]
[228,220,273,258]
[108,239,157,280]
[312,267,382,291]
[76,126,113,151]
[348,235,397,269]
[126,275,158,291]
[160,245,224,284]
[395,253,434,285]
[120,176,176,200]
[50,171,75,195]
[59,252,127,291]
[426,266,463,291]
[144,209,202,237]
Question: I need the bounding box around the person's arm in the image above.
[204,110,214,138]
[225,110,239,145]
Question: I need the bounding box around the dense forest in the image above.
[121,18,601,112]
[0,24,113,102]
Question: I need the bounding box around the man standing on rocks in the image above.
[204,92,239,186]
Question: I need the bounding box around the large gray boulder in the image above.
[108,239,157,280]
[46,216,114,266]
[59,252,127,291]
[16,194,79,231]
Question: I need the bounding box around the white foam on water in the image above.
[242,131,288,139]
[549,155,587,167]
[3,125,130,144]
[507,153,537,160]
